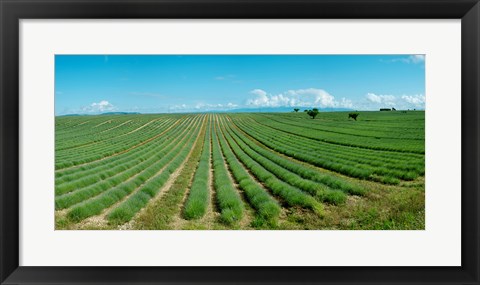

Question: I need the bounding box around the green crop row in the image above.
[220,117,347,205]
[55,118,176,168]
[56,116,158,150]
[106,116,206,225]
[211,118,244,225]
[233,117,423,183]
[55,117,196,196]
[55,114,172,141]
[247,115,424,154]
[55,118,180,170]
[55,118,148,151]
[215,116,281,226]
[55,116,192,180]
[237,117,425,176]
[258,113,424,140]
[56,117,193,186]
[223,117,365,196]
[56,117,172,158]
[56,116,135,137]
[218,117,324,215]
[236,116,424,164]
[56,116,201,210]
[66,116,203,222]
[232,117,389,182]
[183,116,212,220]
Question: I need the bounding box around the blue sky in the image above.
[55,55,425,115]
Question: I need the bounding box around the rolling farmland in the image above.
[55,111,425,230]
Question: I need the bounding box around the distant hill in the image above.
[57,108,355,116]
[58,112,141,117]
[100,112,141,115]
[58,114,88,117]
[227,106,354,113]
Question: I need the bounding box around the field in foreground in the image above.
[55,111,425,230]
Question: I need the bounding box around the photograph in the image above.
[2,0,477,282]
[54,54,425,230]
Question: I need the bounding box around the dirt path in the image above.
[117,162,186,230]
[56,118,183,173]
[99,119,133,134]
[158,115,213,230]
[163,181,192,229]
[124,118,161,135]
[93,119,113,128]
[204,156,219,227]
[55,209,68,220]
[200,136,220,228]
[173,118,220,230]
[75,120,91,127]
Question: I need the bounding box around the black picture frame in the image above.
[1,0,479,284]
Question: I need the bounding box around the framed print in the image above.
[0,0,479,284]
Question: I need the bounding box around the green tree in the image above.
[293,108,300,112]
[348,112,359,121]
[306,108,319,119]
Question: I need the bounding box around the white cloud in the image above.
[170,104,188,111]
[250,89,268,97]
[288,88,336,107]
[401,94,425,107]
[362,93,425,110]
[195,102,238,110]
[385,54,425,64]
[409,55,425,63]
[82,100,116,113]
[366,93,397,106]
[246,88,351,109]
[247,89,270,106]
[169,102,238,113]
[338,97,354,109]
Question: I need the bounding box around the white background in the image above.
[20,20,461,266]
